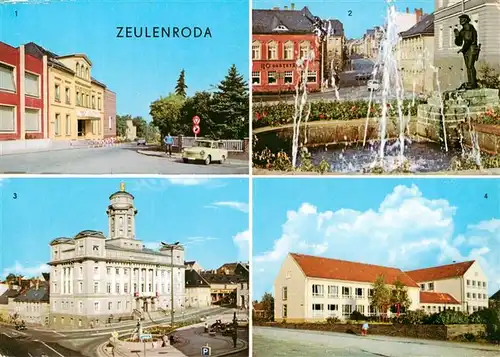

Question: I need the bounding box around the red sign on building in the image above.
[252,7,322,94]
[0,41,47,141]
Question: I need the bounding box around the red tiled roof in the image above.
[290,253,419,288]
[420,291,460,305]
[405,261,475,283]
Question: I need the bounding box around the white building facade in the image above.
[48,183,185,329]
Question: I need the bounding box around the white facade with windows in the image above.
[48,183,185,329]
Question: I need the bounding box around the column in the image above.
[152,268,156,294]
[19,44,25,140]
[145,268,149,293]
[60,267,63,295]
[69,267,73,294]
[112,266,116,295]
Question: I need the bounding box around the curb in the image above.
[0,142,127,156]
[137,149,181,159]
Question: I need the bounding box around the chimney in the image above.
[415,8,423,22]
[291,3,295,10]
[272,6,279,10]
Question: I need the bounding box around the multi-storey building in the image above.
[323,19,346,78]
[185,269,211,308]
[252,6,322,93]
[405,260,489,313]
[274,253,420,322]
[397,13,435,94]
[25,42,109,140]
[9,280,50,326]
[48,183,185,329]
[0,42,48,141]
[434,0,500,90]
[103,89,117,138]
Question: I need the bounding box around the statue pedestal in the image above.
[415,88,500,142]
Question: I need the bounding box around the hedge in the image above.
[253,99,424,129]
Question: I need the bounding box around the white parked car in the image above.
[367,79,380,91]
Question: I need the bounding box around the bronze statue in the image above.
[454,14,481,89]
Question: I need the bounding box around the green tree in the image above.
[179,91,216,137]
[261,292,274,321]
[5,273,17,282]
[478,63,500,89]
[149,93,186,136]
[144,121,160,143]
[116,114,130,137]
[370,275,391,317]
[211,64,249,139]
[390,277,412,312]
[175,69,188,98]
[132,116,148,138]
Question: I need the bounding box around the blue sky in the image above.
[0,177,249,278]
[253,0,435,38]
[253,178,500,300]
[0,0,249,120]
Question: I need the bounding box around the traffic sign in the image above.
[140,334,152,340]
[201,346,211,356]
[192,125,200,135]
[192,115,201,125]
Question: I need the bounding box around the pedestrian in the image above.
[361,322,369,336]
[163,133,173,156]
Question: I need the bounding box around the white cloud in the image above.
[253,184,500,299]
[184,236,219,246]
[233,230,250,262]
[213,201,249,213]
[1,262,49,279]
[168,178,209,186]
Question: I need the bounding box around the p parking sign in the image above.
[201,346,211,356]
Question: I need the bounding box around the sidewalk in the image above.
[0,139,125,156]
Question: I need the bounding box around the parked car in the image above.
[182,140,228,165]
[355,72,372,81]
[136,138,146,145]
[367,79,380,91]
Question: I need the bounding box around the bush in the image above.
[483,306,500,343]
[253,99,423,129]
[392,310,427,325]
[350,311,368,321]
[468,309,489,324]
[326,316,340,324]
[425,310,469,325]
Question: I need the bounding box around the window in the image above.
[115,268,120,275]
[420,284,425,291]
[342,287,350,297]
[65,88,70,104]
[284,71,293,84]
[94,301,100,312]
[307,71,317,83]
[473,293,476,299]
[467,280,471,286]
[92,96,96,109]
[299,41,310,58]
[355,288,363,298]
[25,72,39,97]
[252,72,261,85]
[368,289,374,297]
[483,294,487,299]
[107,283,111,293]
[467,292,471,298]
[94,266,99,274]
[108,302,112,310]
[0,105,15,132]
[0,63,16,92]
[483,281,486,288]
[252,41,261,60]
[93,245,100,253]
[328,285,338,298]
[55,84,61,101]
[312,304,324,313]
[98,97,101,110]
[282,304,287,318]
[327,304,338,311]
[267,41,278,60]
[124,283,129,293]
[86,68,89,79]
[23,108,39,132]
[312,284,324,297]
[93,282,99,293]
[267,71,277,85]
[116,283,120,293]
[355,305,365,313]
[78,282,83,293]
[54,113,60,136]
[65,115,71,135]
[282,287,287,301]
[428,282,434,291]
[76,64,80,76]
[342,304,352,316]
[78,301,83,312]
[438,25,443,49]
[283,41,294,60]
[108,116,112,129]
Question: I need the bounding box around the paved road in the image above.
[253,327,500,357]
[0,145,248,174]
[0,327,85,357]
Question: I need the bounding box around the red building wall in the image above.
[252,33,321,94]
[103,89,117,138]
[0,41,45,141]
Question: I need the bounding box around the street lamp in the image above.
[161,241,179,327]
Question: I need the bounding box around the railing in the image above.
[172,136,244,152]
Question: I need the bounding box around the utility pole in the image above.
[170,245,175,327]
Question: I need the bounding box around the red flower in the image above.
[319,114,325,119]
[351,106,357,111]
[255,112,261,120]
[262,112,267,117]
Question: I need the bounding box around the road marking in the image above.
[28,353,33,357]
[52,330,66,337]
[36,341,65,357]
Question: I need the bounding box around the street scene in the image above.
[0,0,249,174]
[0,178,250,357]
[252,1,500,175]
[252,178,500,356]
